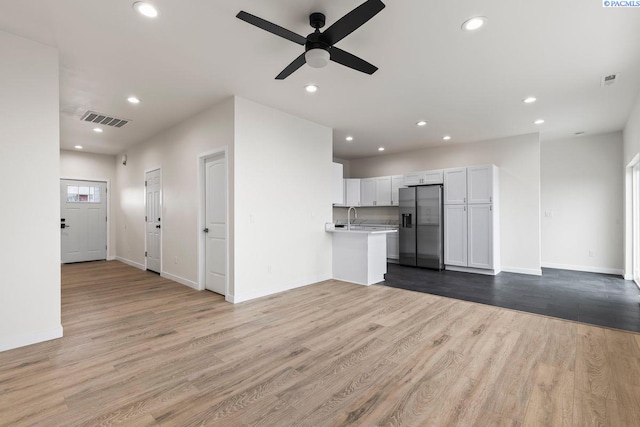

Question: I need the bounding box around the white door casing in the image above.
[204,154,227,295]
[145,169,162,273]
[60,179,107,263]
[633,163,640,286]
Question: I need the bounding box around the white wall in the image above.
[541,132,623,274]
[0,31,61,352]
[60,150,117,259]
[233,97,333,302]
[349,133,541,275]
[115,97,234,292]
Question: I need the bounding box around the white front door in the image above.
[145,169,162,273]
[204,154,227,295]
[60,179,107,263]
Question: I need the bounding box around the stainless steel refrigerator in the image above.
[399,185,444,269]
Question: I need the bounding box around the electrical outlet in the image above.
[544,211,553,218]
[174,256,178,264]
[267,264,272,274]
[588,250,595,258]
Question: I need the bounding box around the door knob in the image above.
[156,225,161,229]
[203,228,209,233]
[61,224,70,229]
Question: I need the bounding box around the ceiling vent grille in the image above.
[80,110,130,128]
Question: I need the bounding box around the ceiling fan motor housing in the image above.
[309,12,326,29]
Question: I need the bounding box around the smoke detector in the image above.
[601,73,619,87]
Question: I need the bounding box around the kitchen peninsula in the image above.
[327,228,397,286]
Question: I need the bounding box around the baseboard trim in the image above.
[0,325,63,353]
[541,263,624,276]
[446,266,500,276]
[115,256,145,270]
[232,274,332,304]
[500,266,543,276]
[225,294,235,304]
[161,271,200,290]
[107,256,116,261]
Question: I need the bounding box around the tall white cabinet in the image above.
[443,165,500,275]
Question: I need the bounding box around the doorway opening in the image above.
[633,162,640,286]
[145,168,162,274]
[60,179,107,263]
[198,149,228,297]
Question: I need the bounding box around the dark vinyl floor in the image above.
[383,263,640,333]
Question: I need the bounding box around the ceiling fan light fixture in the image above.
[305,48,330,69]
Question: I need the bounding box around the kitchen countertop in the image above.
[326,229,397,235]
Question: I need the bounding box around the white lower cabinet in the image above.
[445,203,499,273]
[444,205,468,266]
[386,229,399,260]
[467,204,493,269]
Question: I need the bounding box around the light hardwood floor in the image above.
[1,261,640,426]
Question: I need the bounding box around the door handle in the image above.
[203,228,209,233]
[156,225,161,229]
[61,224,70,229]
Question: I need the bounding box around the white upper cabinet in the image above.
[423,169,443,185]
[360,178,377,206]
[404,171,425,186]
[467,165,497,204]
[344,179,361,207]
[404,169,443,186]
[376,176,392,206]
[443,167,467,204]
[332,162,344,205]
[391,175,404,206]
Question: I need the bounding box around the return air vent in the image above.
[81,110,130,128]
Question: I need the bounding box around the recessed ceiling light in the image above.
[127,96,141,104]
[74,145,83,150]
[416,121,427,127]
[534,119,545,125]
[93,128,103,133]
[133,2,158,18]
[523,97,537,104]
[305,84,318,93]
[462,16,487,32]
[443,136,452,141]
[378,147,385,152]
[346,136,354,141]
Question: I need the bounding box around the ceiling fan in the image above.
[236,0,385,80]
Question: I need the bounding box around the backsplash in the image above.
[333,206,399,223]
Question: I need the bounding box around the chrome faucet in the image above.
[347,206,357,231]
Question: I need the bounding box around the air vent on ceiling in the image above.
[80,110,130,128]
[601,73,619,87]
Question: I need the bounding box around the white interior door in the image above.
[204,154,227,295]
[145,169,162,273]
[633,163,640,286]
[60,179,107,263]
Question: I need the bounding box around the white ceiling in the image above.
[1,0,639,159]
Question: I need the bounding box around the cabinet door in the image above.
[361,178,377,206]
[344,179,361,207]
[423,169,444,184]
[376,176,392,206]
[387,231,399,260]
[468,204,493,269]
[444,167,467,204]
[467,165,493,204]
[332,163,344,205]
[391,175,404,206]
[404,171,425,186]
[444,205,468,266]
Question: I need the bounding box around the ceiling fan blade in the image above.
[237,11,307,45]
[321,0,385,46]
[330,47,378,75]
[276,53,307,80]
